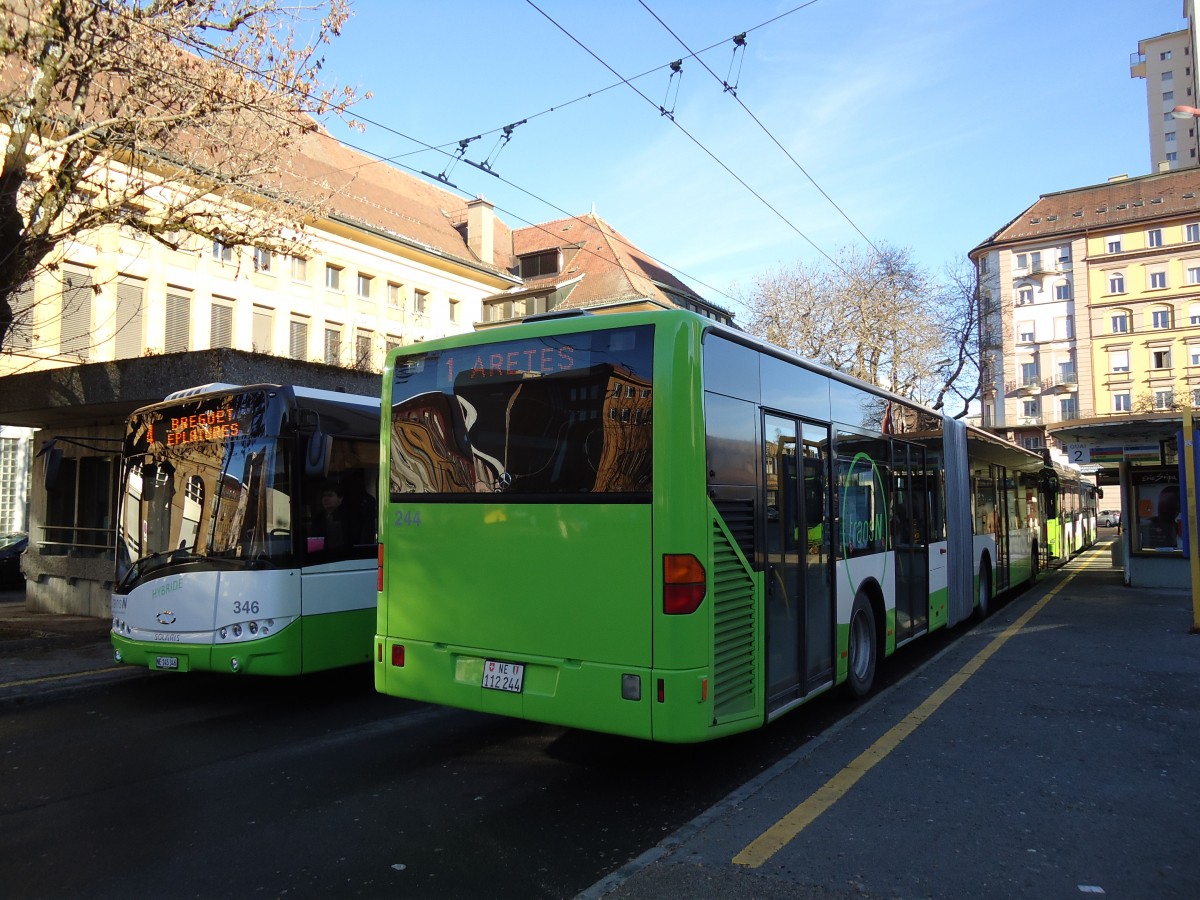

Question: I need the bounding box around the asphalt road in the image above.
[0,616,961,899]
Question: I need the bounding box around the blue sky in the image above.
[317,0,1188,317]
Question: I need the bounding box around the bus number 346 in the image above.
[233,601,260,615]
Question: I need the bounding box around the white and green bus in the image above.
[112,383,380,675]
[375,310,1053,741]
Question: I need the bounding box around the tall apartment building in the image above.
[972,168,1200,458]
[1131,10,1200,172]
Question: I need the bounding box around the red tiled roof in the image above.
[503,213,703,309]
[282,126,515,275]
[975,168,1200,252]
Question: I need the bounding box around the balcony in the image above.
[1017,415,1044,426]
[1005,376,1043,396]
[1045,372,1078,392]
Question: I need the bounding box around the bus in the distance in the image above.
[1043,466,1099,563]
[375,309,1055,742]
[112,383,379,675]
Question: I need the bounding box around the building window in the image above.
[1021,361,1039,385]
[1111,312,1129,333]
[290,255,308,281]
[253,248,272,273]
[324,325,342,365]
[1022,399,1039,418]
[1059,397,1077,420]
[449,299,460,324]
[289,316,309,360]
[1191,346,1200,366]
[1017,286,1034,305]
[357,273,373,299]
[1150,271,1168,290]
[1162,50,1173,60]
[1109,272,1125,293]
[1166,131,1177,143]
[1110,349,1130,372]
[1188,266,1200,285]
[1163,70,1175,82]
[210,301,233,348]
[164,288,191,354]
[1054,316,1074,340]
[355,329,373,370]
[1107,237,1122,253]
[252,305,273,354]
[1188,223,1200,242]
[1113,392,1132,412]
[1153,348,1172,369]
[1193,388,1200,406]
[413,289,428,316]
[1155,390,1175,410]
[1059,245,1072,263]
[387,282,403,308]
[115,278,145,359]
[325,264,343,291]
[1054,282,1071,300]
[1152,308,1172,328]
[212,240,233,264]
[1167,152,1179,162]
[1148,229,1164,248]
[1018,323,1035,343]
[519,250,559,278]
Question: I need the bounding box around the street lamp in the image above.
[1171,104,1200,119]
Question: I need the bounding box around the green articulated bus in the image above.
[112,383,380,675]
[376,310,1057,742]
[1043,466,1100,564]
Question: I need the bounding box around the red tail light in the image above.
[391,644,405,667]
[377,544,384,593]
[663,553,706,614]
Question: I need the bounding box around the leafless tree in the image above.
[741,244,980,415]
[0,0,363,352]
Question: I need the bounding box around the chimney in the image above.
[466,196,494,265]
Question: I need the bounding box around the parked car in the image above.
[0,532,28,588]
[1097,510,1120,528]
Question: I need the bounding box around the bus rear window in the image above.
[389,325,653,497]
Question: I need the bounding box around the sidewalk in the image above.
[584,544,1200,898]
[0,588,147,708]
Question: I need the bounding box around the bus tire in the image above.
[846,592,878,699]
[974,559,993,621]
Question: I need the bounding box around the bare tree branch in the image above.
[0,0,364,352]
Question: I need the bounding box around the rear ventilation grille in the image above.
[712,498,754,561]
[711,517,756,722]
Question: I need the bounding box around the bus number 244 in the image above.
[394,511,422,527]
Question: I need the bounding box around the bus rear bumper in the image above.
[374,636,727,742]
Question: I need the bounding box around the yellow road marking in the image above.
[1,666,127,690]
[733,548,1104,868]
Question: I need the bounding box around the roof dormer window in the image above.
[519,250,560,279]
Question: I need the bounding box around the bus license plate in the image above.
[155,656,179,670]
[482,660,524,693]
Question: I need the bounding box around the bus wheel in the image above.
[974,561,993,621]
[846,593,877,699]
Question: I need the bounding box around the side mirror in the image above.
[305,430,331,478]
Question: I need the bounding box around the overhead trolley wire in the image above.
[636,0,883,258]
[523,0,849,277]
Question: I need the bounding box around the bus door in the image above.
[763,416,833,715]
[892,440,929,644]
[993,465,1012,590]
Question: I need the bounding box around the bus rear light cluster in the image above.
[112,618,133,636]
[662,553,706,614]
[391,644,405,667]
